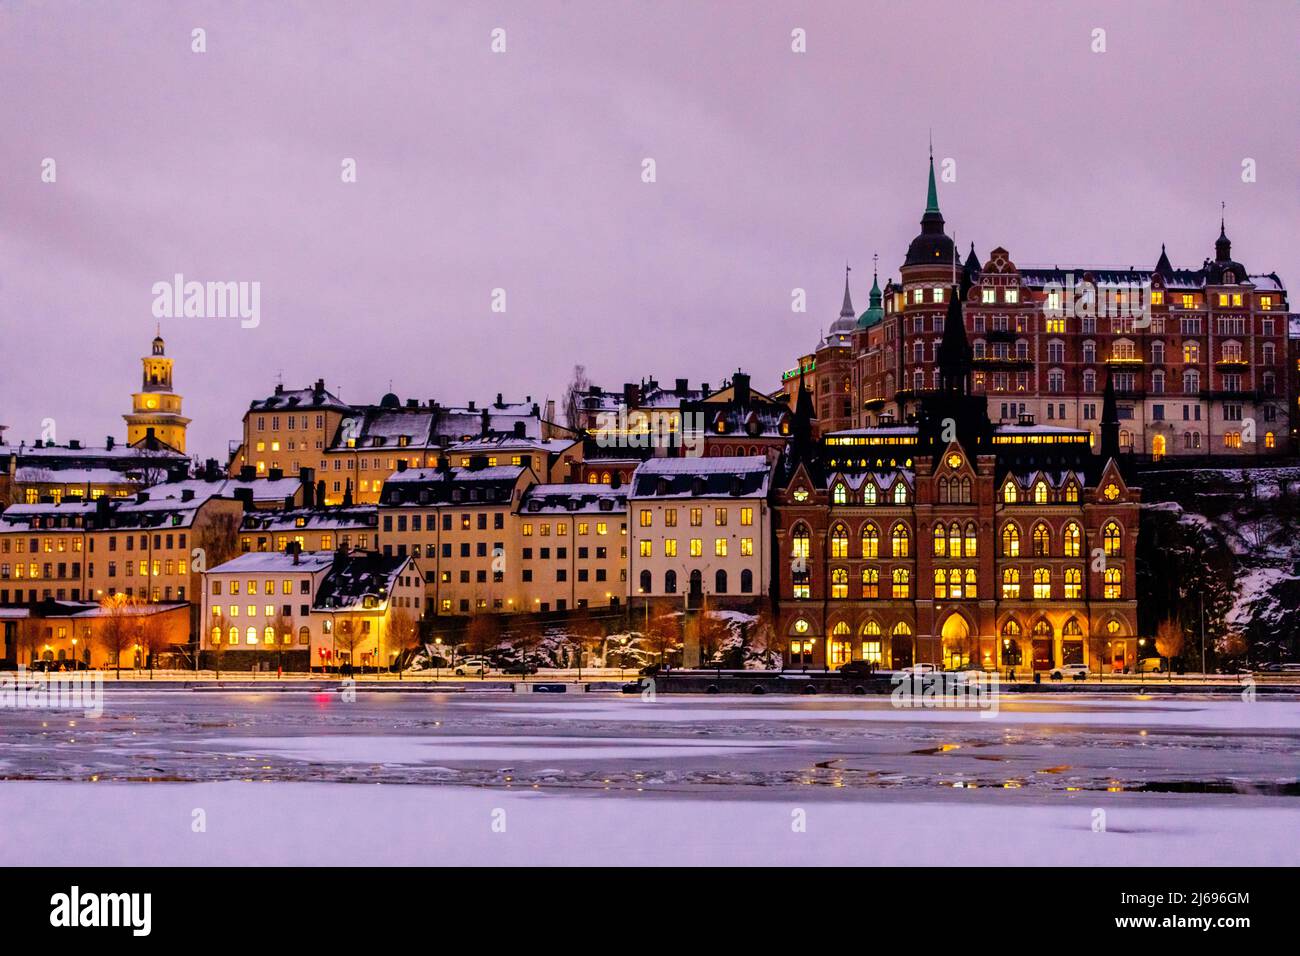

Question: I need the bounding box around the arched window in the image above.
[1001,618,1021,638]
[246,625,258,644]
[833,483,847,505]
[830,568,848,599]
[964,522,978,556]
[933,568,948,599]
[665,569,677,594]
[892,621,912,638]
[947,567,964,599]
[1104,567,1122,599]
[210,626,222,645]
[893,482,908,505]
[1001,568,1020,599]
[1032,618,1052,639]
[1032,522,1050,556]
[948,522,962,557]
[937,477,949,504]
[959,477,972,503]
[861,567,879,599]
[1062,617,1083,636]
[1064,482,1079,503]
[1064,568,1082,598]
[715,569,728,594]
[228,626,239,645]
[1033,568,1051,599]
[639,569,652,593]
[791,524,810,561]
[891,568,911,598]
[1001,523,1020,557]
[891,524,910,557]
[830,523,849,558]
[298,626,310,645]
[1063,522,1081,557]
[1102,521,1121,556]
[264,625,277,644]
[740,569,753,593]
[1003,481,1018,504]
[863,483,877,505]
[861,524,879,558]
[1033,481,1049,504]
[933,524,947,557]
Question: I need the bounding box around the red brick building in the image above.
[774,283,1141,674]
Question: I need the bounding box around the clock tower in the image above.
[124,329,190,452]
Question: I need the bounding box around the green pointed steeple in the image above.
[925,148,940,215]
[857,254,885,329]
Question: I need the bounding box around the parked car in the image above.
[500,660,539,676]
[1257,662,1283,673]
[1050,663,1089,681]
[898,663,937,676]
[837,660,878,679]
[454,658,492,677]
[1137,657,1165,674]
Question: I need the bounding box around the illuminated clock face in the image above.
[793,488,809,502]
[1103,483,1120,500]
[946,453,962,469]
[794,618,810,634]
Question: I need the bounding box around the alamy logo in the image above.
[593,410,704,456]
[1041,273,1152,327]
[0,666,103,718]
[890,671,1000,718]
[151,273,261,328]
[49,886,151,936]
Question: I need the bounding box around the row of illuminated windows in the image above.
[1001,481,1084,504]
[522,521,615,536]
[999,521,1121,557]
[0,559,187,580]
[794,524,912,560]
[23,488,124,504]
[831,483,909,506]
[638,538,755,558]
[214,604,310,619]
[638,507,754,527]
[211,578,311,596]
[797,565,1122,601]
[1,533,188,554]
[211,625,307,646]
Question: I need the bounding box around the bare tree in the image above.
[268,610,293,677]
[98,594,142,679]
[643,602,680,666]
[510,618,545,680]
[194,511,242,573]
[1155,617,1184,681]
[387,608,420,677]
[208,610,227,679]
[138,611,172,679]
[333,618,367,674]
[563,364,591,432]
[464,615,501,678]
[14,617,44,668]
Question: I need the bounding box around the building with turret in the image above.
[124,330,190,453]
[773,271,1141,675]
[788,152,1291,460]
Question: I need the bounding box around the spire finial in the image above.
[872,251,879,281]
[925,137,940,215]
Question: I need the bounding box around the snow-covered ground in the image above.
[0,692,1296,865]
[1,780,1295,866]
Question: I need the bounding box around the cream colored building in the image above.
[200,549,422,669]
[628,456,773,605]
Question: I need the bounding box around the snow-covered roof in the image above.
[208,551,337,574]
[241,506,378,534]
[520,483,628,514]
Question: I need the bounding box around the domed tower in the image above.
[124,328,190,451]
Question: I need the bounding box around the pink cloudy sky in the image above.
[2,0,1296,460]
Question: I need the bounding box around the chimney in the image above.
[513,421,526,439]
[239,465,255,482]
[300,467,315,508]
[480,407,490,436]
[396,459,408,472]
[69,439,81,450]
[204,459,219,481]
[135,491,149,504]
[284,495,296,510]
[623,382,641,409]
[105,436,115,450]
[733,371,751,408]
[287,540,301,564]
[675,378,688,395]
[181,488,195,502]
[315,479,326,505]
[610,471,622,490]
[407,398,418,408]
[544,399,556,423]
[233,487,254,511]
[496,392,504,407]
[274,383,284,395]
[268,467,283,481]
[467,400,476,412]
